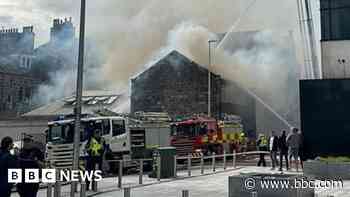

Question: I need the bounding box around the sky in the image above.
[0,0,321,48]
[0,0,322,126]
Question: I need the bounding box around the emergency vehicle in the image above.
[170,115,244,156]
[46,113,171,169]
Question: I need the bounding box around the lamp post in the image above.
[71,0,86,196]
[208,40,218,117]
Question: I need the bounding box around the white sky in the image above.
[0,0,322,48]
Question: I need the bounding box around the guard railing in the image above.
[50,151,269,197]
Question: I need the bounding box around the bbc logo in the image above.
[8,169,102,183]
[8,169,56,183]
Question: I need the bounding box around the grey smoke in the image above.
[1,0,316,125]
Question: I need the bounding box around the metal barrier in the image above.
[157,155,161,181]
[118,160,123,188]
[182,190,189,197]
[200,154,204,174]
[54,181,61,197]
[124,187,131,197]
[84,151,269,191]
[174,155,177,178]
[223,151,227,170]
[187,154,192,176]
[175,151,270,178]
[47,183,53,197]
[212,152,216,172]
[80,182,87,197]
[139,159,143,184]
[251,191,258,197]
[103,158,153,189]
[92,163,99,192]
[233,150,236,168]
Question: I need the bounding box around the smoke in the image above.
[155,22,299,125]
[2,0,304,123]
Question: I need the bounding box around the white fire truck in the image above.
[46,113,171,169]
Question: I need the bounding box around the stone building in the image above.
[131,50,222,118]
[131,30,299,137]
[0,26,35,69]
[0,65,38,118]
[33,18,77,82]
[50,18,75,46]
[320,0,350,78]
[0,25,37,117]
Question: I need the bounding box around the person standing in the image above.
[85,130,105,190]
[0,137,18,197]
[17,147,43,197]
[278,130,289,171]
[269,131,279,170]
[257,134,268,167]
[298,130,305,169]
[287,128,301,171]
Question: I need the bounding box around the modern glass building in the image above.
[320,0,350,78]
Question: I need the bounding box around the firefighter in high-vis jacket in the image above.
[85,130,105,190]
[256,134,268,167]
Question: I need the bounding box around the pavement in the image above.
[10,163,350,197]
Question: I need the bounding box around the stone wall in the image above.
[131,51,221,118]
[0,71,38,116]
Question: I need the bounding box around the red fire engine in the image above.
[170,116,244,156]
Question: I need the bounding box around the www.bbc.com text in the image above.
[244,177,344,190]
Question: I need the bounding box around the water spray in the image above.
[217,0,258,49]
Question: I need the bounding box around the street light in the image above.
[208,39,218,118]
[71,0,86,196]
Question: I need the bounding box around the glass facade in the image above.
[321,0,350,40]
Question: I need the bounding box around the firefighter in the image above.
[239,132,247,152]
[85,130,105,190]
[256,134,268,167]
[231,132,239,152]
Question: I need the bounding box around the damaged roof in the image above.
[23,90,130,117]
[132,50,218,80]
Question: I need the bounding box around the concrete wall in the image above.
[321,40,350,78]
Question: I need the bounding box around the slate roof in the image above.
[23,90,130,117]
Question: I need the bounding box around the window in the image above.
[49,125,63,141]
[27,58,31,68]
[112,120,126,136]
[321,0,350,40]
[63,124,74,143]
[21,57,25,67]
[102,119,110,135]
[18,87,23,101]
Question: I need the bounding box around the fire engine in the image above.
[45,112,245,169]
[46,112,171,169]
[170,115,244,156]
